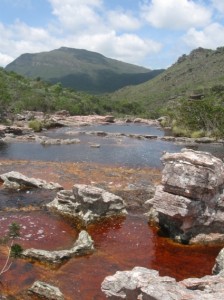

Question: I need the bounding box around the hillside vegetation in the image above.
[5,47,163,93]
[110,47,224,117]
[0,67,148,118]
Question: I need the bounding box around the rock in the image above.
[28,281,64,300]
[161,149,224,201]
[213,248,224,275]
[101,266,224,300]
[104,115,115,123]
[0,171,63,190]
[89,143,101,148]
[55,110,70,117]
[190,233,224,245]
[146,149,224,244]
[4,126,23,135]
[22,230,94,265]
[40,137,80,145]
[47,184,127,225]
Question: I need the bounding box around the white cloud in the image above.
[107,11,141,31]
[0,21,58,66]
[0,53,14,67]
[183,22,224,49]
[212,0,224,14]
[59,31,162,66]
[141,0,211,30]
[48,0,104,32]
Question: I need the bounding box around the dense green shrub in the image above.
[164,87,224,138]
[28,119,43,132]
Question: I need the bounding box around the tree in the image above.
[0,222,23,277]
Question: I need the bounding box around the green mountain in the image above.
[110,47,224,116]
[5,47,163,93]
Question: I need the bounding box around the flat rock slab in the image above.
[0,171,63,190]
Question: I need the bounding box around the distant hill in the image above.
[5,47,164,93]
[110,47,224,116]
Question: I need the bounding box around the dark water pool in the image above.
[0,138,183,168]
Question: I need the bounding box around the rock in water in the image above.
[28,281,64,300]
[101,266,224,299]
[22,230,94,265]
[146,148,224,244]
[47,184,127,225]
[0,171,63,190]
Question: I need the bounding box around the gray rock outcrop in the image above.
[28,281,64,300]
[101,266,224,299]
[146,149,224,244]
[22,230,94,265]
[47,184,127,225]
[0,171,63,190]
[213,248,224,275]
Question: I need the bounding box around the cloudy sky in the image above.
[0,0,224,69]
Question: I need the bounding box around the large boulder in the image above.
[0,171,63,190]
[22,230,94,265]
[146,149,224,244]
[47,184,127,225]
[28,281,64,300]
[101,266,224,300]
[161,149,224,201]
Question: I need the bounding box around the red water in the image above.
[0,160,222,299]
[0,213,221,299]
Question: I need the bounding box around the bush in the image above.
[172,126,190,137]
[190,130,205,138]
[28,119,43,132]
[10,244,23,258]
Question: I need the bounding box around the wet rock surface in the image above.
[101,266,224,300]
[22,230,94,265]
[47,184,127,225]
[146,149,224,244]
[0,171,63,190]
[28,281,64,300]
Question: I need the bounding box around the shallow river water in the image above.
[0,124,223,299]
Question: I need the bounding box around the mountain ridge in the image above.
[5,47,164,93]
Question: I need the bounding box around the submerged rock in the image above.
[146,149,224,244]
[101,266,224,299]
[0,171,63,190]
[22,230,94,265]
[28,281,64,300]
[47,184,127,225]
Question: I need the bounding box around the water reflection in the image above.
[0,139,183,168]
[1,125,223,167]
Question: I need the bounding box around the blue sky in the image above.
[0,0,224,69]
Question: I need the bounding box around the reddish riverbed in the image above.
[0,160,222,299]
